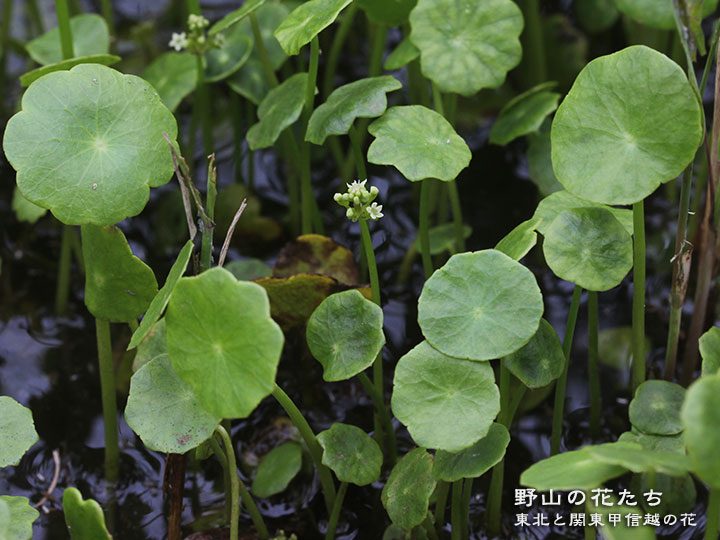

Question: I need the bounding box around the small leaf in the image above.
[20,54,121,87]
[225,258,272,281]
[0,396,38,467]
[533,190,633,236]
[82,225,159,323]
[542,207,633,291]
[504,319,564,389]
[489,82,560,146]
[681,373,720,488]
[381,448,436,530]
[251,442,303,497]
[204,27,253,82]
[367,105,471,181]
[166,267,284,419]
[520,447,627,491]
[413,223,472,256]
[614,0,718,30]
[142,52,198,112]
[384,36,420,70]
[274,0,353,55]
[62,487,111,540]
[629,380,685,436]
[391,341,500,452]
[357,0,417,26]
[307,290,385,382]
[12,186,46,224]
[0,496,39,540]
[495,218,539,261]
[574,0,619,34]
[26,14,109,65]
[306,76,402,145]
[210,0,268,35]
[587,441,690,476]
[418,250,544,361]
[699,326,720,376]
[432,423,509,482]
[317,423,382,486]
[618,430,685,454]
[409,0,523,95]
[247,72,308,150]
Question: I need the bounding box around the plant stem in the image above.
[200,158,216,271]
[300,37,321,234]
[588,291,601,439]
[208,435,232,524]
[0,0,12,97]
[419,180,433,278]
[368,21,387,78]
[359,220,380,306]
[433,481,449,534]
[186,0,200,15]
[357,372,397,466]
[550,284,583,455]
[195,55,213,157]
[461,478,473,538]
[55,0,74,59]
[517,0,547,87]
[632,201,646,390]
[447,180,466,252]
[54,225,73,315]
[246,100,256,190]
[96,318,119,485]
[322,3,357,98]
[249,12,279,88]
[325,482,348,540]
[100,0,115,38]
[451,479,463,540]
[348,124,367,180]
[706,487,720,540]
[487,362,511,536]
[26,0,45,34]
[271,384,336,514]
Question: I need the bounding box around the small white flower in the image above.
[188,14,209,30]
[367,202,383,220]
[169,32,188,51]
[346,179,367,196]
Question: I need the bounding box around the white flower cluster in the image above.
[168,14,223,54]
[334,180,384,222]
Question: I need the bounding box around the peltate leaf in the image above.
[629,380,685,436]
[26,14,109,65]
[0,496,38,540]
[317,423,382,486]
[504,319,564,389]
[0,397,38,467]
[381,448,436,530]
[699,326,720,376]
[433,423,509,482]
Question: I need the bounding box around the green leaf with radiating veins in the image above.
[409,0,523,95]
[318,423,383,486]
[392,341,500,452]
[681,373,720,488]
[533,190,633,235]
[20,54,121,87]
[699,326,720,376]
[204,26,253,82]
[504,319,564,388]
[542,207,633,291]
[521,447,627,491]
[551,45,703,205]
[12,187,46,224]
[210,0,267,35]
[490,84,560,145]
[125,356,220,453]
[381,448,436,530]
[306,76,402,145]
[418,250,543,361]
[128,240,193,350]
[384,36,420,70]
[357,0,417,26]
[367,105,471,181]
[252,442,303,497]
[142,52,197,112]
[0,496,39,540]
[81,225,159,323]
[630,380,685,435]
[247,72,308,150]
[274,0,353,55]
[495,218,540,261]
[0,397,38,467]
[433,423,509,482]
[26,14,109,65]
[166,267,284,419]
[306,290,385,381]
[587,441,690,477]
[614,0,718,30]
[62,487,111,540]
[3,64,178,226]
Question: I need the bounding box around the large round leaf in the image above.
[542,207,633,291]
[20,54,121,88]
[551,46,702,205]
[142,52,198,112]
[615,0,718,30]
[367,105,471,181]
[381,448,436,531]
[306,290,385,382]
[357,0,417,26]
[418,250,543,361]
[409,0,523,95]
[274,0,353,55]
[0,496,38,540]
[306,76,402,145]
[504,319,564,389]
[62,487,111,540]
[125,356,220,453]
[0,397,38,467]
[3,64,178,226]
[699,326,720,376]
[489,85,560,146]
[317,423,382,486]
[533,190,633,236]
[520,448,627,491]
[26,14,109,65]
[629,380,685,435]
[247,72,308,150]
[391,341,500,452]
[166,267,284,419]
[681,374,720,489]
[433,423,509,482]
[251,442,302,497]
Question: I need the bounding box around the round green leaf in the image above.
[504,319,564,389]
[317,423,382,486]
[166,267,284,419]
[391,341,500,452]
[614,0,718,30]
[630,380,685,436]
[26,14,109,65]
[520,447,627,491]
[681,374,720,489]
[204,28,253,83]
[489,87,560,146]
[247,72,308,150]
[81,225,159,323]
[384,36,420,70]
[0,496,39,540]
[533,190,633,236]
[274,0,353,55]
[306,290,385,382]
[0,397,38,467]
[125,356,220,453]
[587,441,690,477]
[367,105,471,182]
[418,250,543,361]
[3,64,178,226]
[357,0,417,26]
[495,218,539,261]
[409,0,523,95]
[575,0,619,33]
[618,430,685,454]
[699,326,720,376]
[62,487,111,540]
[381,448,436,530]
[12,186,46,224]
[306,76,402,145]
[542,207,633,291]
[143,52,198,112]
[551,45,703,205]
[210,0,268,35]
[433,423,509,482]
[251,442,303,497]
[20,54,121,87]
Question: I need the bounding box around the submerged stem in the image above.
[96,318,119,485]
[55,225,74,315]
[588,291,601,439]
[322,3,357,98]
[632,201,646,390]
[348,124,367,181]
[487,362,511,536]
[357,372,397,466]
[419,180,433,278]
[450,479,463,540]
[300,37,321,234]
[706,487,720,540]
[325,482,348,540]
[55,0,74,59]
[433,481,449,534]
